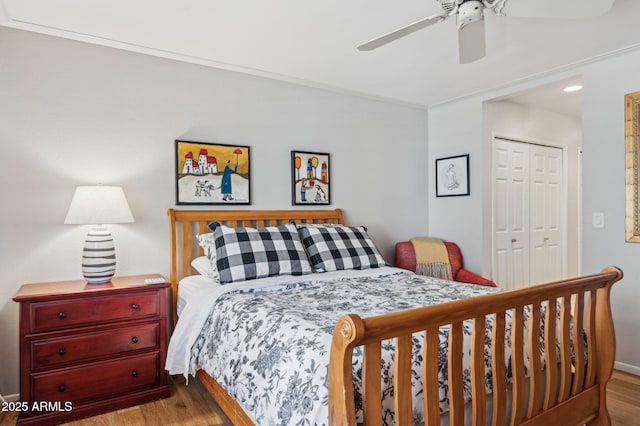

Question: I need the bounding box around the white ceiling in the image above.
[502,75,583,118]
[1,0,638,113]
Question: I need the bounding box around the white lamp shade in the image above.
[64,186,134,225]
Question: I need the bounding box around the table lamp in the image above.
[64,185,134,284]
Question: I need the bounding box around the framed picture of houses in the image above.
[175,140,251,205]
[291,151,330,205]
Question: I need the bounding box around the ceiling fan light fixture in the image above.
[563,85,583,93]
[437,0,457,13]
[457,1,484,28]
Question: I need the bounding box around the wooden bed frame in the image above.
[168,208,623,426]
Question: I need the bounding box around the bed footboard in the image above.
[328,267,623,426]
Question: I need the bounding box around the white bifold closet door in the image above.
[493,138,564,289]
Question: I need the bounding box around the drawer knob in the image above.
[131,370,139,377]
[58,348,66,356]
[131,336,139,344]
[58,312,66,319]
[131,303,139,310]
[58,384,66,393]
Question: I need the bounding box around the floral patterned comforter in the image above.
[166,267,509,425]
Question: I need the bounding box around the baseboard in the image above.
[615,361,640,376]
[0,393,19,402]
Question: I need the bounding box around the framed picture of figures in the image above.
[291,151,330,205]
[435,154,470,197]
[175,140,251,205]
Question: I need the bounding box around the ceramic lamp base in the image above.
[82,225,116,284]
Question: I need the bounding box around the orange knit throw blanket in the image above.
[410,237,453,280]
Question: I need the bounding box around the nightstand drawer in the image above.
[30,291,160,332]
[31,352,160,403]
[31,322,160,369]
[15,276,169,424]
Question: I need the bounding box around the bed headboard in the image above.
[167,208,344,322]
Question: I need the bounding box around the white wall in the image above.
[582,52,640,374]
[429,48,640,374]
[0,27,429,396]
[428,100,486,272]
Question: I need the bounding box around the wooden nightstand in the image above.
[13,275,171,425]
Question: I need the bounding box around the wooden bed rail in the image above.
[328,267,623,426]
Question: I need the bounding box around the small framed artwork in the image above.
[175,140,250,205]
[291,151,330,205]
[435,154,470,197]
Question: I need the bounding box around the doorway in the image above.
[492,137,565,289]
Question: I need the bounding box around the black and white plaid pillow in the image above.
[212,222,312,283]
[297,224,387,272]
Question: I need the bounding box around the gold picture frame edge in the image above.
[625,91,640,242]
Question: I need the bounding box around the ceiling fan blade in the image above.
[357,12,449,51]
[498,0,614,19]
[458,16,486,63]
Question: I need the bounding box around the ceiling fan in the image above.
[357,0,615,64]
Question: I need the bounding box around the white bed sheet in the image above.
[176,275,214,317]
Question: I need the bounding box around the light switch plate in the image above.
[593,212,605,228]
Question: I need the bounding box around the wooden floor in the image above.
[0,375,232,426]
[1,370,638,425]
[607,370,640,426]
